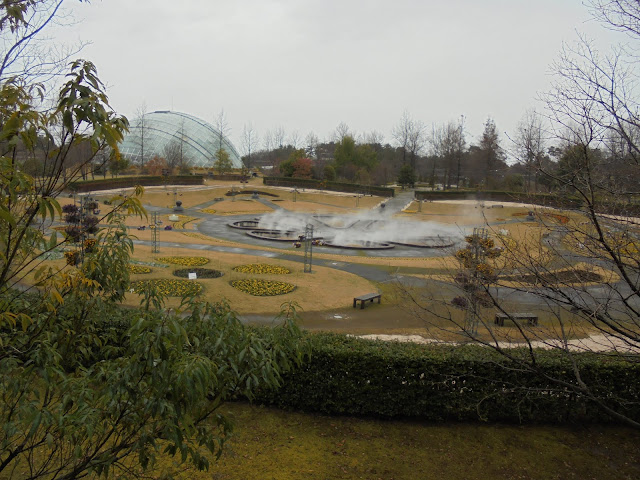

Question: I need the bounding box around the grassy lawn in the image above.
[156,402,640,480]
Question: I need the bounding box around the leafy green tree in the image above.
[477,118,506,188]
[397,163,416,188]
[502,173,524,192]
[278,149,312,178]
[213,148,233,175]
[323,164,336,181]
[108,150,130,177]
[278,158,294,176]
[333,135,378,181]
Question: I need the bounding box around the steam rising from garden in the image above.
[256,208,463,247]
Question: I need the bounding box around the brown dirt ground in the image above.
[32,245,378,315]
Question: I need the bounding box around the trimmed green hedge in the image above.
[254,334,640,424]
[414,190,583,209]
[263,177,395,197]
[207,174,248,181]
[68,175,204,192]
[414,189,640,216]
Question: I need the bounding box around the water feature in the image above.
[233,209,462,251]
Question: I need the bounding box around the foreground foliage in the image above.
[0,4,307,475]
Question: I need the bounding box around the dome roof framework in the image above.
[118,110,243,168]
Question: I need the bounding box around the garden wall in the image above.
[263,177,395,197]
[68,175,204,193]
[255,333,640,425]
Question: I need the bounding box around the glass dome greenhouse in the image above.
[118,110,243,168]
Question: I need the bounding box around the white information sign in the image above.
[188,272,197,280]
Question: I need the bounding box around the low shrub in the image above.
[263,177,394,197]
[173,268,223,279]
[69,175,204,193]
[254,333,640,424]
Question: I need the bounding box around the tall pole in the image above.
[303,224,313,273]
[464,227,487,335]
[152,211,159,253]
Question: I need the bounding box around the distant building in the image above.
[118,110,243,168]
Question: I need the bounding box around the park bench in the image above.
[353,293,382,309]
[495,313,538,327]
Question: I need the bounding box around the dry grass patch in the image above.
[211,199,274,215]
[398,202,531,225]
[150,402,640,480]
[296,192,383,209]
[140,187,231,209]
[273,200,353,213]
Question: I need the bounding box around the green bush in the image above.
[263,177,394,197]
[414,190,583,209]
[254,333,640,424]
[69,175,204,193]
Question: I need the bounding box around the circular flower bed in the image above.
[232,263,291,275]
[128,264,152,274]
[130,279,203,297]
[157,256,209,267]
[171,215,199,229]
[173,268,223,279]
[231,279,295,296]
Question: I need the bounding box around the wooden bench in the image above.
[495,313,538,327]
[353,293,382,309]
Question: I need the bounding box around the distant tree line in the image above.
[241,109,640,196]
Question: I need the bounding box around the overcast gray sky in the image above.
[55,0,622,153]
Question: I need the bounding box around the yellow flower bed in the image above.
[200,208,217,214]
[231,279,295,296]
[232,263,291,275]
[172,215,200,229]
[128,264,152,274]
[157,256,210,266]
[181,232,215,242]
[130,279,203,297]
[496,234,517,249]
